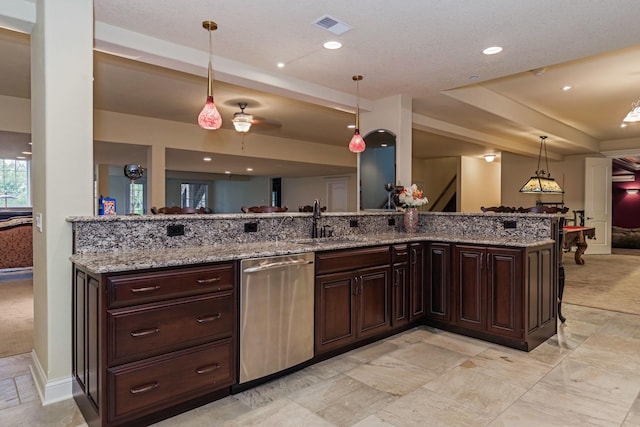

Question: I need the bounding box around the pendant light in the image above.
[232,102,253,133]
[623,99,640,122]
[349,75,366,153]
[519,136,564,194]
[197,20,222,130]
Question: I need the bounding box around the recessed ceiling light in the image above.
[562,85,572,91]
[377,129,385,133]
[203,157,212,162]
[246,167,253,172]
[224,170,231,174]
[381,144,388,147]
[469,75,479,81]
[482,46,503,55]
[276,62,285,68]
[621,123,628,128]
[347,124,355,129]
[16,156,26,159]
[484,154,496,162]
[323,41,342,50]
[28,142,32,145]
[22,151,32,155]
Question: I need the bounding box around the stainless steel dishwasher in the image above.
[239,252,315,384]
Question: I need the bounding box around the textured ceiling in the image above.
[2,1,640,176]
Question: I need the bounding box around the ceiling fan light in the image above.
[232,112,253,132]
[623,103,640,122]
[198,96,222,129]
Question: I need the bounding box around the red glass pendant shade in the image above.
[349,130,366,153]
[198,95,222,129]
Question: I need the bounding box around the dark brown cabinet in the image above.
[315,246,391,354]
[391,244,410,328]
[448,243,556,350]
[425,242,451,323]
[72,262,237,427]
[409,243,426,321]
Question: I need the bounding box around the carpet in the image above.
[563,253,640,316]
[0,278,33,358]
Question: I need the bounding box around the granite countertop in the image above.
[70,232,555,274]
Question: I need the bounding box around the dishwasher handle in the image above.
[243,258,314,273]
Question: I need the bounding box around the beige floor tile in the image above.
[419,329,492,356]
[489,399,616,427]
[597,312,640,340]
[290,374,396,427]
[518,380,631,426]
[345,340,401,364]
[388,341,468,374]
[0,378,19,410]
[14,373,37,404]
[570,334,640,376]
[460,347,553,388]
[376,386,493,427]
[351,414,395,426]
[0,398,87,427]
[623,393,640,426]
[423,366,528,417]
[234,369,324,409]
[221,398,334,427]
[345,354,438,396]
[152,396,251,426]
[0,353,31,381]
[302,353,361,380]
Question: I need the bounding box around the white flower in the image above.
[398,184,428,208]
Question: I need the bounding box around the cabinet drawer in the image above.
[316,246,391,275]
[392,244,409,263]
[108,293,234,365]
[108,339,234,422]
[107,263,235,308]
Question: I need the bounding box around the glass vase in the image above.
[403,207,419,233]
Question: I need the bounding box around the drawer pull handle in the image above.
[196,277,221,285]
[130,381,159,395]
[196,363,221,374]
[130,327,160,337]
[130,285,160,293]
[196,313,222,323]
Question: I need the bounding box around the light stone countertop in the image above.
[70,232,555,274]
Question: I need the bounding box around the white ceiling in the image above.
[2,1,640,176]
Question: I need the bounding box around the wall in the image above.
[282,173,357,212]
[413,157,458,211]
[613,170,640,228]
[213,176,270,214]
[460,156,501,213]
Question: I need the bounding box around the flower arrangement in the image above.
[398,184,428,209]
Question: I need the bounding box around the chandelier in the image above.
[232,103,253,133]
[519,136,564,194]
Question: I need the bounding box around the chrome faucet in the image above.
[311,199,321,238]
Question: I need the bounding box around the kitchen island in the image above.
[69,211,560,427]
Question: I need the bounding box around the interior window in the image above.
[180,183,208,208]
[0,158,31,207]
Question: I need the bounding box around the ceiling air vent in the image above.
[312,15,353,35]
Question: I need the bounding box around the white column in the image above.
[30,0,93,403]
[360,94,413,187]
[147,144,166,209]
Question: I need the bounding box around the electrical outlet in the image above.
[350,219,358,227]
[244,222,258,232]
[167,224,185,236]
[503,220,517,229]
[388,218,396,226]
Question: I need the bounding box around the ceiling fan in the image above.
[230,102,282,133]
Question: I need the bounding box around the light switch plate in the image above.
[35,212,43,232]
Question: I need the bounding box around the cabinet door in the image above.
[392,262,409,328]
[485,247,523,338]
[315,271,357,354]
[453,245,484,331]
[409,243,426,321]
[357,265,391,339]
[391,244,410,328]
[426,242,451,322]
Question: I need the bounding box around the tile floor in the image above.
[2,303,640,426]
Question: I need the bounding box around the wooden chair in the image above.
[241,206,288,213]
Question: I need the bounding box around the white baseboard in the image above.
[30,350,74,405]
